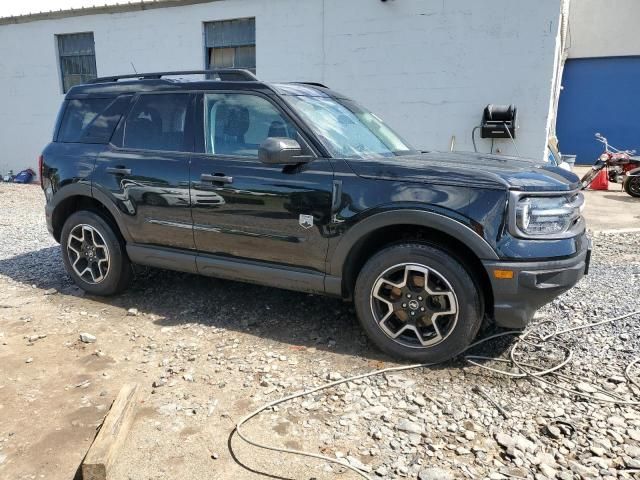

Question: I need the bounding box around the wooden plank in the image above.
[82,383,139,480]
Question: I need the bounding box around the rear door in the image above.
[93,92,195,250]
[189,91,333,273]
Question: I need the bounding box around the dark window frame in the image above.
[57,32,97,93]
[203,18,256,73]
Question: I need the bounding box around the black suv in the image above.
[41,69,591,362]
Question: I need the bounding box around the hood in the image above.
[345,151,581,192]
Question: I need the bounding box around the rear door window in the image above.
[122,94,192,152]
[58,98,112,143]
[80,95,132,143]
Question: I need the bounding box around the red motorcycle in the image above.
[581,133,640,197]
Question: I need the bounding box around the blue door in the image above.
[557,57,640,164]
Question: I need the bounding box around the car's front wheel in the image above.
[354,243,484,363]
[60,210,131,295]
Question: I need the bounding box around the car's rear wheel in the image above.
[60,210,131,295]
[354,243,483,363]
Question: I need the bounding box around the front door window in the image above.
[203,93,297,157]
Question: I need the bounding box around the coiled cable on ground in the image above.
[234,310,640,479]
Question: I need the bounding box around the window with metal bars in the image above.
[204,18,256,73]
[57,32,97,93]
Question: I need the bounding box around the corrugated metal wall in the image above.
[556,56,640,164]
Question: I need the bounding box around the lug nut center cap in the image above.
[408,300,420,311]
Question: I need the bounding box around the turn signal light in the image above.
[493,269,514,280]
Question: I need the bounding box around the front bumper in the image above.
[482,237,592,329]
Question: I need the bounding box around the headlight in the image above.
[510,192,584,238]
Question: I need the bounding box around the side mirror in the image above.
[258,137,309,165]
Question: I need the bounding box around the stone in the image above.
[27,334,46,342]
[455,446,471,455]
[607,416,625,427]
[396,419,423,434]
[25,357,33,363]
[79,332,96,343]
[504,467,528,478]
[127,308,139,316]
[624,444,640,458]
[607,375,626,384]
[592,437,613,450]
[413,395,427,407]
[418,467,455,480]
[43,288,57,295]
[375,465,388,476]
[625,458,640,469]
[327,372,343,381]
[495,432,515,450]
[568,460,599,478]
[547,425,562,439]
[539,463,557,478]
[346,456,371,472]
[576,382,597,394]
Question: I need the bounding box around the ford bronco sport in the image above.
[41,69,591,362]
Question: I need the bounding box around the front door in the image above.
[93,92,195,250]
[189,91,333,273]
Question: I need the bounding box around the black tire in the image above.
[354,243,483,363]
[60,210,131,295]
[623,168,640,197]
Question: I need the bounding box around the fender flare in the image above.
[48,182,133,242]
[329,209,499,277]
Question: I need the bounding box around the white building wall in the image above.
[568,0,640,59]
[0,0,562,175]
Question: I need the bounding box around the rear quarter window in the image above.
[57,96,131,144]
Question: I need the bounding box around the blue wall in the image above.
[557,57,640,164]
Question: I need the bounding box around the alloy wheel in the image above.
[66,224,110,284]
[370,263,458,348]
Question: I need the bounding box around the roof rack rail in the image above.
[89,68,258,84]
[295,81,329,88]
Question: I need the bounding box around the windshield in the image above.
[281,92,416,159]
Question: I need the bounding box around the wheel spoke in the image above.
[72,255,84,270]
[377,310,397,337]
[82,226,93,243]
[89,262,102,283]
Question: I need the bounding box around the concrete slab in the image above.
[574,166,640,232]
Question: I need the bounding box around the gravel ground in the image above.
[0,183,638,480]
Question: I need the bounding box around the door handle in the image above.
[106,167,132,175]
[201,173,233,184]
